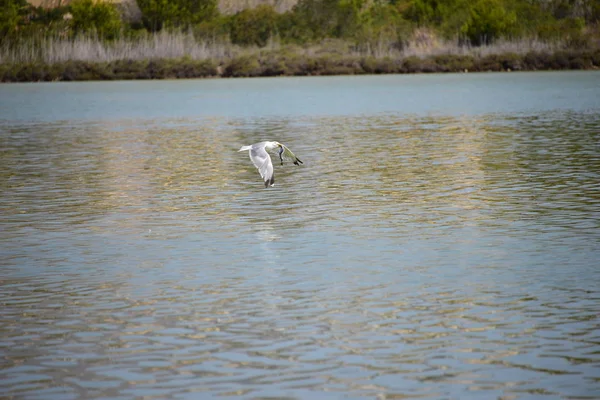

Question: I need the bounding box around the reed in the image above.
[0,31,236,65]
[402,37,563,58]
[218,0,298,14]
[0,30,575,65]
[1,30,598,82]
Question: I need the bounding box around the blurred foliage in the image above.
[0,0,30,38]
[70,0,123,39]
[137,0,218,32]
[355,1,412,52]
[460,0,518,45]
[137,0,179,32]
[1,0,599,47]
[230,5,279,46]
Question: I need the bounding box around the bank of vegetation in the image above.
[1,0,599,82]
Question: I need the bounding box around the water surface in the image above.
[1,72,600,399]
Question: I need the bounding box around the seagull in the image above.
[238,141,303,188]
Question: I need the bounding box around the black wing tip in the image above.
[294,158,303,165]
[264,175,275,188]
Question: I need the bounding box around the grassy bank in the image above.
[1,33,599,82]
[3,49,598,82]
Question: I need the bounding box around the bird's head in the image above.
[267,141,283,150]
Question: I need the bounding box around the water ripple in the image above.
[2,80,600,399]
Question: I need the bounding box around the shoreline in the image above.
[1,49,598,82]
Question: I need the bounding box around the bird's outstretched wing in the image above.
[250,146,275,187]
[278,144,303,166]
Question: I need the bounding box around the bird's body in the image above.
[238,141,303,187]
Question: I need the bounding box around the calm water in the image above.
[1,72,600,399]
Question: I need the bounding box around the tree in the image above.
[0,0,29,39]
[460,0,517,45]
[137,0,180,31]
[405,0,465,26]
[70,0,123,39]
[137,0,218,32]
[356,1,411,51]
[335,0,364,38]
[289,0,345,40]
[230,5,280,47]
[181,0,218,24]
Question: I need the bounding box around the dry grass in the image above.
[0,30,577,67]
[402,37,564,58]
[217,0,298,14]
[27,0,126,6]
[27,0,298,14]
[0,31,237,64]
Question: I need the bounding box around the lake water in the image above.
[1,71,599,399]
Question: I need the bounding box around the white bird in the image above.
[238,141,303,188]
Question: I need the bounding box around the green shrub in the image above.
[402,56,429,73]
[224,54,262,77]
[230,5,280,47]
[355,2,411,53]
[147,59,169,78]
[523,51,551,70]
[1,64,17,82]
[278,52,312,75]
[193,16,230,41]
[260,57,287,76]
[285,0,363,42]
[137,0,218,32]
[70,0,123,39]
[46,63,66,81]
[16,63,47,81]
[112,59,147,79]
[499,52,521,70]
[361,56,377,73]
[591,49,600,67]
[173,59,217,78]
[551,51,570,69]
[475,54,503,71]
[137,0,179,32]
[0,64,9,81]
[361,57,401,74]
[568,55,591,69]
[406,0,448,25]
[287,0,339,40]
[460,0,518,45]
[0,0,30,40]
[433,54,474,71]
